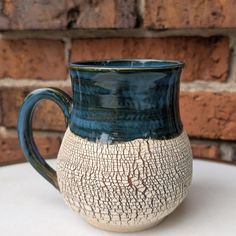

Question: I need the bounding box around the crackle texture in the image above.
[57,128,192,232]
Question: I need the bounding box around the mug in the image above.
[18,59,192,232]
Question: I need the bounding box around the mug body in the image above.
[57,60,192,232]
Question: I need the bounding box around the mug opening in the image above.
[69,59,184,72]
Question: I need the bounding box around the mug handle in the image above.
[17,88,72,190]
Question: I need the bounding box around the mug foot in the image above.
[84,216,166,232]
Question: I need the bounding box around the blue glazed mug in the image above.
[18,59,192,232]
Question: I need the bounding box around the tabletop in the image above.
[0,159,236,236]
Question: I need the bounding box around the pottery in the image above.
[18,59,192,232]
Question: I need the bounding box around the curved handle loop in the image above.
[17,88,72,190]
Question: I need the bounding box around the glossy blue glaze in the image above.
[17,88,72,189]
[69,59,183,142]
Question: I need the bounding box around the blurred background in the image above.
[0,0,235,165]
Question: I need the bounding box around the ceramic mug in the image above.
[18,59,192,232]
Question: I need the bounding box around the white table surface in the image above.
[0,159,236,236]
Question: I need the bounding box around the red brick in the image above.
[0,2,9,29]
[191,142,220,159]
[71,37,229,81]
[1,87,71,131]
[0,129,62,165]
[33,100,68,131]
[0,89,2,125]
[0,39,66,80]
[0,0,136,30]
[180,92,236,140]
[144,0,236,29]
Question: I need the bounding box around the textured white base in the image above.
[57,128,192,232]
[84,214,166,232]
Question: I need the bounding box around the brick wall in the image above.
[0,0,236,165]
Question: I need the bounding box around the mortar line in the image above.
[190,139,235,161]
[136,0,145,27]
[62,37,72,81]
[228,35,236,83]
[220,143,235,161]
[0,78,235,92]
[190,137,236,145]
[180,81,236,92]
[1,28,236,39]
[0,126,65,136]
[0,78,71,87]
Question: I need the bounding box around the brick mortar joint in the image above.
[61,37,72,81]
[190,138,235,161]
[135,0,145,27]
[1,29,236,39]
[0,78,71,87]
[180,81,236,92]
[0,126,64,137]
[190,137,236,145]
[0,79,236,92]
[220,143,236,161]
[229,35,236,82]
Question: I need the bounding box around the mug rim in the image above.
[69,59,184,72]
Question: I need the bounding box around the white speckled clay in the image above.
[57,128,192,232]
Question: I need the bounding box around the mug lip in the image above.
[69,59,184,72]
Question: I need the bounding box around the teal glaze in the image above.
[18,59,184,189]
[69,60,183,142]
